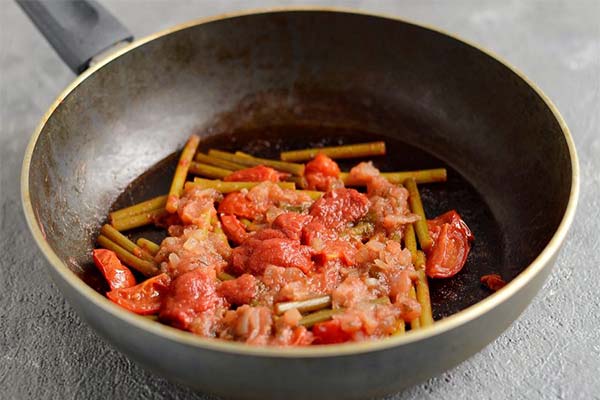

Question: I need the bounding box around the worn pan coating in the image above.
[21,8,578,400]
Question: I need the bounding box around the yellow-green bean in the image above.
[208,149,305,176]
[275,295,332,315]
[280,141,386,162]
[405,178,433,251]
[195,153,247,170]
[109,195,167,222]
[136,238,160,256]
[100,224,154,261]
[188,178,295,193]
[188,162,231,179]
[110,208,166,231]
[166,134,201,213]
[341,168,447,186]
[97,235,159,277]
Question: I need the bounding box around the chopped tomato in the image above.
[304,153,341,191]
[93,249,136,290]
[218,192,261,220]
[481,274,506,291]
[309,188,370,231]
[272,212,313,241]
[312,240,357,266]
[106,273,170,315]
[232,236,314,275]
[224,165,290,182]
[426,210,474,278]
[218,274,257,305]
[159,268,225,330]
[312,319,351,344]
[220,214,249,244]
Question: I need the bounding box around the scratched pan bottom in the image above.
[91,126,506,321]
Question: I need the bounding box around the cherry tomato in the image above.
[107,273,171,315]
[480,274,506,291]
[425,210,474,279]
[92,249,136,290]
[312,319,351,344]
[220,214,249,244]
[224,165,289,182]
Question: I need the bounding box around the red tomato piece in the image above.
[426,210,474,279]
[159,268,225,330]
[312,240,357,266]
[304,153,341,191]
[106,273,170,315]
[272,212,313,241]
[218,274,258,305]
[309,188,370,231]
[218,192,261,220]
[220,214,249,244]
[231,237,314,275]
[93,249,136,290]
[312,319,351,344]
[480,274,507,291]
[224,165,290,182]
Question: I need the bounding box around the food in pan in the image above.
[93,137,475,345]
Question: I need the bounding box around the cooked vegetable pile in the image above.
[93,137,475,345]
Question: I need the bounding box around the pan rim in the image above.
[21,7,580,358]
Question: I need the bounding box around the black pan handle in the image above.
[16,0,133,74]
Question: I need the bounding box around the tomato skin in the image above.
[481,274,506,291]
[93,249,136,290]
[426,210,474,279]
[304,153,341,191]
[312,319,351,344]
[220,214,249,244]
[106,273,170,315]
[224,165,289,182]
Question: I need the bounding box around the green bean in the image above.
[110,208,166,231]
[299,308,342,328]
[275,295,332,315]
[188,162,231,179]
[404,224,418,264]
[97,235,159,277]
[408,285,421,330]
[100,224,154,261]
[109,195,167,222]
[280,141,386,162]
[297,190,323,200]
[195,153,247,170]
[166,134,201,213]
[208,149,305,176]
[188,178,295,193]
[299,297,391,327]
[340,168,447,186]
[136,238,160,256]
[405,178,433,251]
[416,269,434,327]
[217,271,236,281]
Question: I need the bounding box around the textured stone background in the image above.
[1,1,598,399]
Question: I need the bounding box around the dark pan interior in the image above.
[27,11,572,322]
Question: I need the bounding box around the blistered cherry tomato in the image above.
[93,249,136,290]
[107,273,170,315]
[426,210,474,279]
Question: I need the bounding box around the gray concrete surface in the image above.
[1,1,598,399]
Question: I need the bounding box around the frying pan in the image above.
[19,2,579,399]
